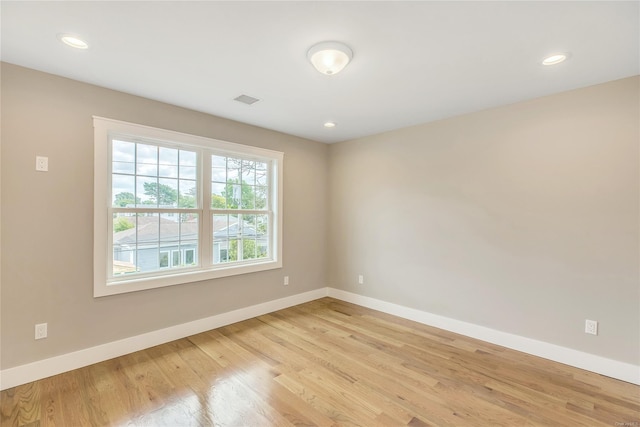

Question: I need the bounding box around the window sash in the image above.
[110,210,202,280]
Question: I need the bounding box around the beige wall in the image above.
[0,63,328,369]
[329,76,639,365]
[2,62,638,371]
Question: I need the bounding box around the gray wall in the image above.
[1,63,329,369]
[328,76,639,365]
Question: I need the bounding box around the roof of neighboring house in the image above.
[113,214,262,246]
[113,260,137,273]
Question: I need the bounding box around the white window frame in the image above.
[94,117,283,297]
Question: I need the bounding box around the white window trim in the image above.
[94,116,283,297]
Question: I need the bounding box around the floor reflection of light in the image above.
[206,364,274,426]
[112,361,276,425]
[116,392,210,426]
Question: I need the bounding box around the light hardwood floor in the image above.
[1,297,639,426]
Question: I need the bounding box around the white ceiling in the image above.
[2,1,638,144]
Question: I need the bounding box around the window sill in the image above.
[94,259,282,297]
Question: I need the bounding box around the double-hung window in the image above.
[94,117,283,297]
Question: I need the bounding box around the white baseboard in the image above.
[2,286,637,390]
[0,288,328,390]
[327,288,640,385]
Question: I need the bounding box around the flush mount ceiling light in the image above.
[323,121,336,128]
[308,41,353,75]
[57,33,89,49]
[542,53,568,65]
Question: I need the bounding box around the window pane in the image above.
[227,240,239,262]
[176,220,198,268]
[213,214,228,264]
[228,214,240,240]
[158,178,178,208]
[179,217,199,245]
[112,174,136,207]
[241,185,255,209]
[213,214,229,238]
[257,242,268,259]
[159,252,169,268]
[159,213,179,245]
[255,186,267,210]
[243,214,256,236]
[256,214,269,259]
[180,165,196,180]
[242,238,256,260]
[113,140,135,162]
[178,179,197,208]
[241,166,255,186]
[136,144,158,176]
[137,176,159,207]
[211,183,227,208]
[211,154,227,214]
[212,167,226,183]
[136,215,160,272]
[212,155,226,168]
[227,159,240,182]
[112,213,138,275]
[226,184,241,209]
[179,150,197,179]
[159,147,179,178]
[180,150,197,166]
[113,160,135,174]
[172,250,181,267]
[256,163,268,186]
[256,214,268,235]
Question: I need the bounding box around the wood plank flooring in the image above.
[1,297,638,426]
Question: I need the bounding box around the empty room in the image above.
[1,1,639,426]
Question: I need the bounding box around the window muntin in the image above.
[94,117,283,297]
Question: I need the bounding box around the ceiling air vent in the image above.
[234,94,260,105]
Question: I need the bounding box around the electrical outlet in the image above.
[35,323,48,340]
[284,276,289,286]
[35,156,48,172]
[358,274,364,285]
[585,319,598,335]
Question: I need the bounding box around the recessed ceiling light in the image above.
[324,121,336,128]
[308,42,353,75]
[57,33,89,49]
[542,53,568,66]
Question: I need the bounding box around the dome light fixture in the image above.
[323,121,337,128]
[58,33,89,49]
[308,41,353,75]
[542,53,568,66]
